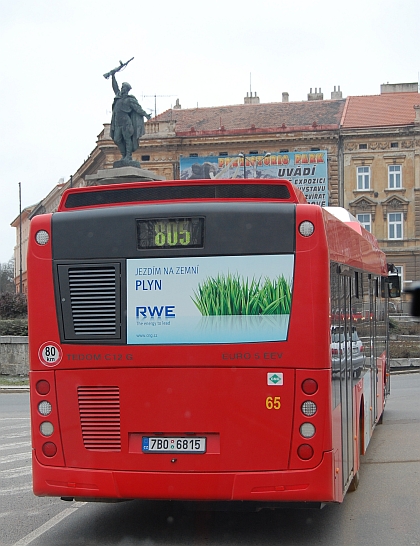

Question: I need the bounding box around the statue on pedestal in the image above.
[104,58,151,168]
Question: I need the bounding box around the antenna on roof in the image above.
[141,93,177,117]
[250,72,252,96]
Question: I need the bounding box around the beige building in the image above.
[341,84,420,290]
[11,205,35,294]
[12,84,420,305]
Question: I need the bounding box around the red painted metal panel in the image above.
[28,179,388,504]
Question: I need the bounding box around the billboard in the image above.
[127,255,294,345]
[180,151,328,206]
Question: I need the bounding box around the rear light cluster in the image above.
[35,229,50,245]
[297,378,318,461]
[35,379,57,457]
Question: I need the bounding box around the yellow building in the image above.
[13,85,420,304]
[341,84,420,289]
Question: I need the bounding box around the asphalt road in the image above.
[1,373,419,546]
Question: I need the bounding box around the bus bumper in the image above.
[32,450,337,503]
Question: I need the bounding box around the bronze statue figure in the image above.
[104,58,151,166]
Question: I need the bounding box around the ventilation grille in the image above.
[66,266,120,337]
[78,386,121,450]
[63,184,291,209]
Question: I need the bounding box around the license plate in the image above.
[142,436,206,453]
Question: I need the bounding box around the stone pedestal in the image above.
[85,166,165,186]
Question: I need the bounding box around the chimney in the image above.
[414,105,420,125]
[308,87,323,101]
[331,85,343,99]
[244,91,260,104]
[282,92,289,103]
[381,82,418,94]
[173,98,181,109]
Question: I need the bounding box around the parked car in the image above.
[331,327,365,377]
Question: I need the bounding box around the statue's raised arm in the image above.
[111,73,120,96]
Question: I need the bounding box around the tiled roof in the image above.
[341,92,420,128]
[154,99,346,134]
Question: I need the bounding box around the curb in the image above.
[0,385,30,393]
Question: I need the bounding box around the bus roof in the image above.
[58,179,308,211]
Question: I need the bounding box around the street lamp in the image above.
[238,152,271,179]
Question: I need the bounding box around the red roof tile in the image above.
[341,92,420,128]
[154,99,346,134]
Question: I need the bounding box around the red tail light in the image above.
[297,444,314,460]
[42,442,57,457]
[36,380,50,395]
[302,379,318,395]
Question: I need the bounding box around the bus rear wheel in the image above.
[348,471,360,492]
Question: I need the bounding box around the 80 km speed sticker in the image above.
[39,342,63,367]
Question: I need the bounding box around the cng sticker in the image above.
[39,342,63,367]
[267,373,283,386]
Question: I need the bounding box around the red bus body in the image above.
[27,179,389,506]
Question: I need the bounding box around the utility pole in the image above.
[18,182,23,294]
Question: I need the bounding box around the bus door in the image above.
[341,274,355,489]
[331,265,355,490]
[369,275,378,425]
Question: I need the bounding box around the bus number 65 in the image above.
[266,396,281,410]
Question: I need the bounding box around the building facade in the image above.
[341,86,420,290]
[13,84,420,303]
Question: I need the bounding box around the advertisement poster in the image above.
[127,255,294,345]
[179,151,328,206]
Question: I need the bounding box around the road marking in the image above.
[0,452,31,465]
[0,418,29,421]
[0,465,32,479]
[0,424,30,431]
[0,441,31,452]
[13,502,87,546]
[2,432,31,440]
[0,484,32,496]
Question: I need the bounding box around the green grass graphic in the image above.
[191,273,292,316]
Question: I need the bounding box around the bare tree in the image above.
[0,258,15,293]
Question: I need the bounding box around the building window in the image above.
[141,155,150,161]
[388,165,402,189]
[388,212,403,239]
[249,150,258,155]
[359,143,367,150]
[357,166,370,190]
[189,153,198,158]
[390,142,399,148]
[357,213,372,232]
[394,265,403,279]
[219,152,228,156]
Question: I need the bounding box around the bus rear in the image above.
[28,179,350,505]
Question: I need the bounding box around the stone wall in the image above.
[1,336,418,378]
[0,336,29,376]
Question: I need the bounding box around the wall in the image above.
[0,336,29,376]
[1,337,418,378]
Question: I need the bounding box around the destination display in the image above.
[137,217,204,249]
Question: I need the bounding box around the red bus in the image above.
[27,179,397,507]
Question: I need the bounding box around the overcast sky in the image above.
[1,0,419,263]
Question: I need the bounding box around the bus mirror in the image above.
[406,282,420,317]
[388,275,401,298]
